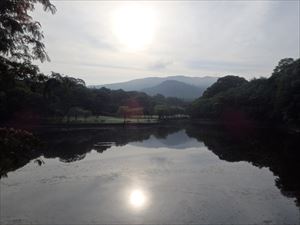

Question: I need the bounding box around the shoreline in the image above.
[1,119,299,134]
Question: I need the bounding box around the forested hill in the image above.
[91,76,217,91]
[189,58,300,126]
[142,80,204,100]
[90,76,217,99]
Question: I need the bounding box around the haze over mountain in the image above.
[90,76,218,100]
[142,80,204,100]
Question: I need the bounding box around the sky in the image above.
[32,1,300,85]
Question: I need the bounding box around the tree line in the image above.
[0,65,188,122]
[189,58,300,126]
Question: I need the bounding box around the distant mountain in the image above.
[142,80,204,100]
[89,75,218,100]
[131,130,204,149]
[91,75,217,90]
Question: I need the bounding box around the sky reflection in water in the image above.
[1,126,300,224]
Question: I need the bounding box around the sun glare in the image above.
[112,5,157,51]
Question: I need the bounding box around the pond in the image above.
[1,125,300,224]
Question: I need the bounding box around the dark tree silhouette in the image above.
[190,58,300,126]
[0,0,56,62]
[202,75,248,98]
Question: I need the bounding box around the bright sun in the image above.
[112,5,157,51]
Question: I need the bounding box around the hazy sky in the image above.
[33,1,299,85]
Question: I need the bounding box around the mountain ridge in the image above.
[142,80,205,100]
[90,75,218,90]
[89,75,218,100]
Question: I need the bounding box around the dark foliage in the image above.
[189,58,300,126]
[202,75,248,98]
[0,127,41,177]
[0,0,56,62]
[0,64,188,123]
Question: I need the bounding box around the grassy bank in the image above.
[47,115,159,125]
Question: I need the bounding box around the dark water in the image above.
[1,125,300,224]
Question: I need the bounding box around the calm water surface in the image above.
[1,125,300,224]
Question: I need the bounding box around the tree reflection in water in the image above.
[185,124,300,208]
[1,124,300,210]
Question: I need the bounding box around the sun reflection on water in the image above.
[128,188,148,210]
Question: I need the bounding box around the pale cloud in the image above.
[32,1,299,85]
[148,60,173,70]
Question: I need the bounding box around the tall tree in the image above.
[0,0,56,63]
